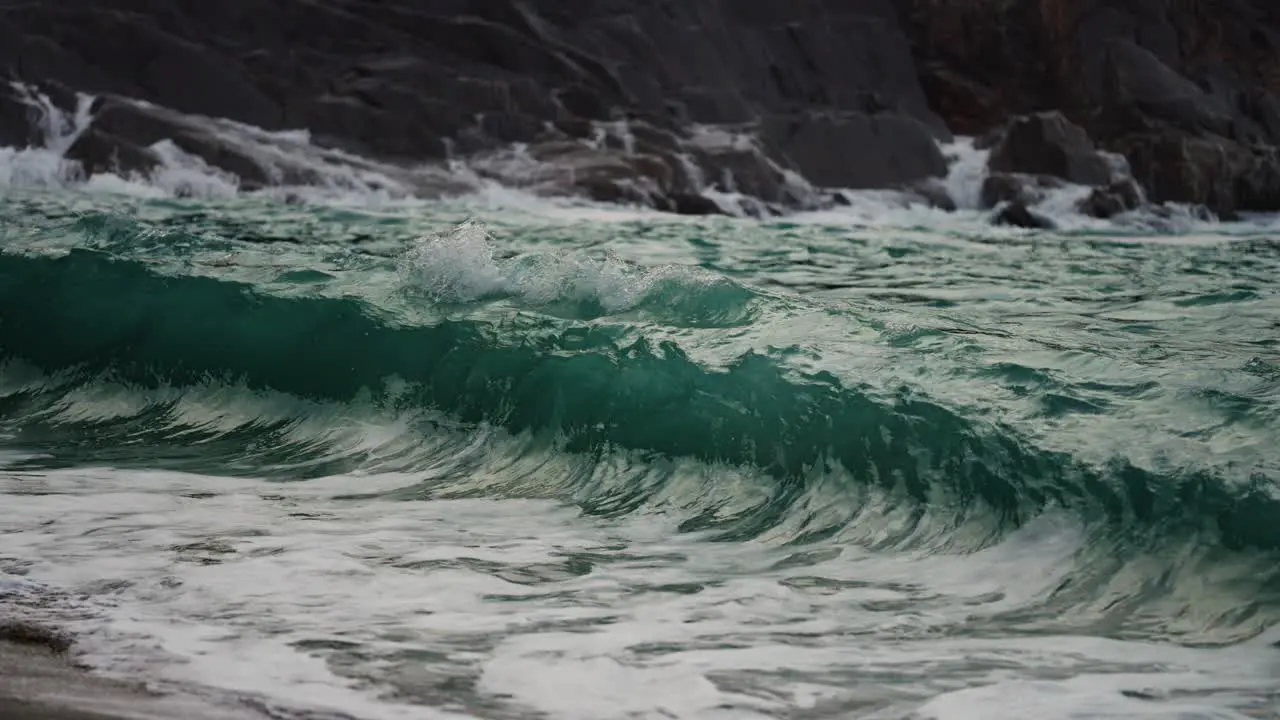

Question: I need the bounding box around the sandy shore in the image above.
[0,635,263,720]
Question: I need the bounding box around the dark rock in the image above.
[64,128,163,178]
[762,111,948,190]
[293,94,450,160]
[0,85,40,149]
[0,0,953,211]
[5,0,1280,218]
[901,0,1280,219]
[76,97,276,189]
[1098,39,1235,139]
[979,172,1066,209]
[1235,147,1280,211]
[903,177,957,211]
[918,64,1005,136]
[988,112,1115,186]
[973,123,1007,151]
[685,129,791,204]
[732,196,785,219]
[667,193,727,216]
[1106,129,1251,217]
[992,201,1057,230]
[472,141,687,208]
[2,6,280,129]
[1077,178,1145,218]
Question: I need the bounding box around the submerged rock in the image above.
[991,200,1057,230]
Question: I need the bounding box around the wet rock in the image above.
[1235,146,1280,211]
[0,0,951,209]
[0,85,39,149]
[6,0,1280,218]
[762,111,948,190]
[991,200,1057,230]
[979,172,1066,209]
[1105,130,1251,217]
[64,127,163,178]
[902,0,1280,220]
[64,97,273,187]
[665,193,727,216]
[988,112,1115,186]
[1077,178,1145,218]
[903,177,958,211]
[973,123,1008,151]
[471,141,683,208]
[1,6,280,129]
[684,128,790,204]
[294,94,450,160]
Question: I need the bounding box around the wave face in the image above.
[4,209,1280,542]
[2,196,1279,719]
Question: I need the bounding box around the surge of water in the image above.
[2,82,1279,720]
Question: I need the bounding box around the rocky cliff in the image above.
[2,0,1278,219]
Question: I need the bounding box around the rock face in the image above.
[901,0,1280,217]
[2,0,1279,218]
[0,0,950,212]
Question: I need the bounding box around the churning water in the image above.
[1,91,1278,720]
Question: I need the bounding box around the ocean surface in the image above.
[2,92,1280,720]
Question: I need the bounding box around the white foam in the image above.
[0,82,94,188]
[939,135,991,210]
[0,415,1275,720]
[1,84,1277,234]
[397,219,729,312]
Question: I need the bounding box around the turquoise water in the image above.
[1,187,1278,719]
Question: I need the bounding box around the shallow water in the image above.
[1,187,1278,719]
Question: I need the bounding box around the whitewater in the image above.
[1,89,1278,720]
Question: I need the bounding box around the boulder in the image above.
[987,112,1115,186]
[992,201,1057,230]
[762,111,948,190]
[665,193,728,216]
[64,97,280,189]
[470,141,688,208]
[1105,130,1251,218]
[1077,178,1145,218]
[979,172,1067,209]
[63,127,163,178]
[902,177,958,211]
[684,128,791,204]
[1235,147,1280,212]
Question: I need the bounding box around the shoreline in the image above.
[0,636,263,720]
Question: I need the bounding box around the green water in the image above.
[1,188,1278,719]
